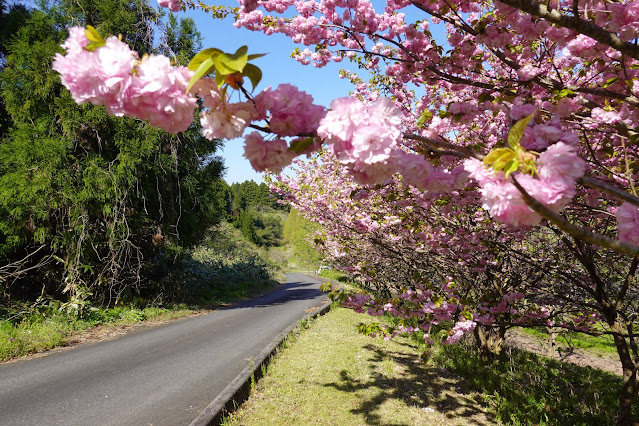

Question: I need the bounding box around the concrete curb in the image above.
[189,276,333,426]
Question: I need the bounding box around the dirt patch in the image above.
[506,329,621,376]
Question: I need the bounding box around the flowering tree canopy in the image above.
[51,0,639,423]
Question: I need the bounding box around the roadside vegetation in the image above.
[224,305,627,426]
[224,307,491,426]
[0,202,284,362]
[0,175,327,362]
[521,327,617,356]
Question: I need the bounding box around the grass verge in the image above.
[434,339,627,424]
[0,303,195,362]
[521,327,617,355]
[0,279,278,363]
[223,307,491,425]
[223,307,629,425]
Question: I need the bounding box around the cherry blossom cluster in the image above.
[53,27,196,133]
[274,153,565,344]
[614,202,639,246]
[464,141,586,226]
[158,0,183,12]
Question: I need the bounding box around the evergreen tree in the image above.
[0,0,225,305]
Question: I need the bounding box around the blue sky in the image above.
[181,7,358,184]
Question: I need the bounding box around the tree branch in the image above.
[510,175,639,257]
[496,0,639,61]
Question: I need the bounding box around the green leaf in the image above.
[602,77,619,88]
[215,70,226,88]
[557,89,575,98]
[84,25,105,51]
[483,147,515,166]
[85,26,103,43]
[502,158,519,178]
[186,57,215,95]
[242,63,262,91]
[214,45,249,75]
[507,112,535,149]
[247,53,267,60]
[416,110,433,127]
[492,151,516,172]
[288,137,316,154]
[187,48,222,72]
[432,295,443,308]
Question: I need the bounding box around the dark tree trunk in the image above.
[611,323,638,426]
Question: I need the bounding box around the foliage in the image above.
[0,0,226,306]
[229,180,285,213]
[282,208,323,269]
[153,222,277,304]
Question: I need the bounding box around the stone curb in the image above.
[189,276,333,426]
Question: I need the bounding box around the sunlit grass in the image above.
[224,307,491,425]
[521,327,617,355]
[223,307,630,425]
[0,303,196,362]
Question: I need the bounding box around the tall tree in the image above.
[0,0,225,305]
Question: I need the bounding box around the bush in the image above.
[154,240,276,304]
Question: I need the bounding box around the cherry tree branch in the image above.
[578,176,639,209]
[496,0,639,61]
[510,175,639,257]
[403,133,483,159]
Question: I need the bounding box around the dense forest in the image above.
[0,0,289,309]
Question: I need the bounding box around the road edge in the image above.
[189,275,332,426]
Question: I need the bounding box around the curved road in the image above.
[0,273,328,426]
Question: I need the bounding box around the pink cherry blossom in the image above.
[124,54,196,133]
[615,202,639,246]
[318,97,402,167]
[158,0,182,12]
[53,29,137,113]
[243,132,296,173]
[254,84,325,137]
[537,142,586,185]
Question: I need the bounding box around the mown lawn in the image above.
[224,307,491,425]
[225,307,630,425]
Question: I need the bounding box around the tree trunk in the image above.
[474,324,507,362]
[544,327,558,358]
[611,321,638,425]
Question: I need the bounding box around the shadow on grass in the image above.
[435,342,630,425]
[324,343,491,425]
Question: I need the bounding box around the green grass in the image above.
[318,269,353,283]
[435,339,629,425]
[0,303,196,362]
[522,327,617,355]
[223,307,491,425]
[223,307,631,425]
[0,279,278,363]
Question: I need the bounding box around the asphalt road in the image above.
[0,273,328,426]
